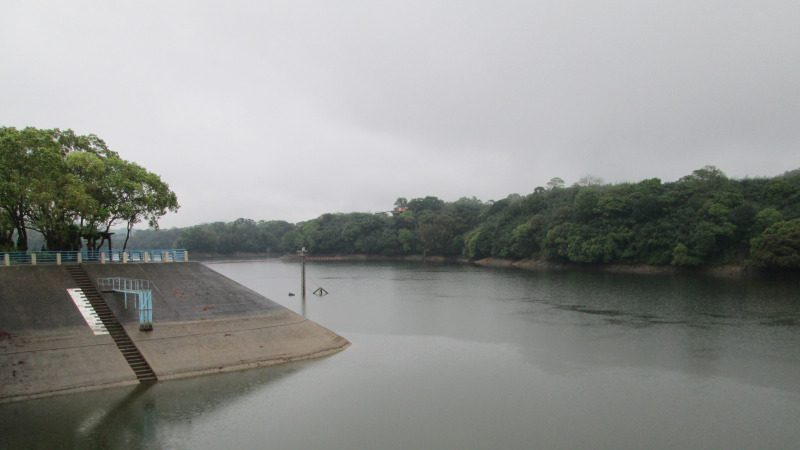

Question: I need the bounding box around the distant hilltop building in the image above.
[392,206,409,216]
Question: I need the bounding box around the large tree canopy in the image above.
[0,126,178,251]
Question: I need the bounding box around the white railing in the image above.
[1,249,189,266]
[97,277,153,293]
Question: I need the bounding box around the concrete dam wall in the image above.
[0,262,349,403]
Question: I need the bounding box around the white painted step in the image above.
[66,288,109,335]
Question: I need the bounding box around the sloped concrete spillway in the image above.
[0,262,350,403]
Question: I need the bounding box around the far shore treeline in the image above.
[126,166,800,271]
[2,127,797,270]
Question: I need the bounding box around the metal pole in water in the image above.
[301,247,307,300]
[301,247,307,317]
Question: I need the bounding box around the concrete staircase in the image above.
[66,265,158,383]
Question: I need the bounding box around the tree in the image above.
[398,228,415,254]
[546,177,565,190]
[0,127,60,250]
[753,208,783,233]
[749,220,800,269]
[509,222,537,258]
[177,225,218,252]
[0,126,178,251]
[417,211,463,256]
[5,128,93,250]
[671,243,701,266]
[679,165,727,185]
[408,196,445,213]
[116,163,179,250]
[573,189,600,221]
[543,223,579,261]
[575,175,604,187]
[65,149,118,250]
[0,210,14,250]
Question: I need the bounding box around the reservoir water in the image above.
[2,260,800,449]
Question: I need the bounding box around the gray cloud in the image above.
[2,0,799,227]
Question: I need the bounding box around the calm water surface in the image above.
[2,260,800,449]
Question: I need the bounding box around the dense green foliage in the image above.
[10,126,795,272]
[467,167,800,269]
[0,127,179,251]
[749,219,800,269]
[129,166,800,270]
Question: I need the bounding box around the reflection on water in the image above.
[0,359,311,449]
[2,261,800,449]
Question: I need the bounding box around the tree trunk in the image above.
[14,219,27,251]
[122,221,134,251]
[0,229,13,249]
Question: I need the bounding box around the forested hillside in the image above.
[129,167,800,270]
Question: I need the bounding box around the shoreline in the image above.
[191,252,773,278]
[471,257,755,278]
[192,252,470,264]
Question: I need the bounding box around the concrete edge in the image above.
[0,378,139,405]
[155,338,351,382]
[0,338,350,405]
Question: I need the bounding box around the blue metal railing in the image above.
[6,252,33,265]
[0,249,188,266]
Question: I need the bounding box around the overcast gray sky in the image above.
[2,0,799,228]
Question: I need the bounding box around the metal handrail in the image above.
[0,249,188,266]
[96,276,155,331]
[97,277,153,292]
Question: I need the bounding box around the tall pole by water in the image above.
[300,247,307,317]
[301,247,306,300]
